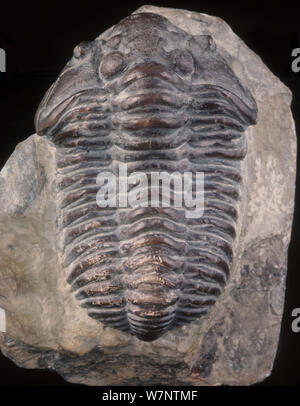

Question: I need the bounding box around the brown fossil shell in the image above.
[35,12,257,341]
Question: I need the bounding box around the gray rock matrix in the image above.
[0,6,296,385]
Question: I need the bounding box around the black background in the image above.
[0,0,299,393]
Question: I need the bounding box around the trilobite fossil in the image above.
[35,12,257,341]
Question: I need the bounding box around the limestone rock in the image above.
[0,6,296,385]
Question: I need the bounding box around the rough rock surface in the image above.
[0,5,296,385]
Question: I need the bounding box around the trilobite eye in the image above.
[100,52,125,78]
[106,34,122,49]
[193,35,216,52]
[73,41,90,59]
[171,49,194,74]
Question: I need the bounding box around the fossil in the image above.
[35,12,257,341]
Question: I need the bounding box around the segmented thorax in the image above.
[35,13,257,341]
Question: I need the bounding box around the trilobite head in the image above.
[35,12,257,341]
